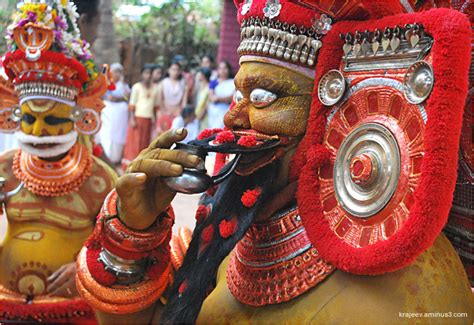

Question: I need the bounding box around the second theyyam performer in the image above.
[0,0,115,322]
[77,0,474,324]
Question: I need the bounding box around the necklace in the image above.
[12,143,93,197]
[227,205,334,306]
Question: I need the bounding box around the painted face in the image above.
[224,62,313,138]
[20,99,74,137]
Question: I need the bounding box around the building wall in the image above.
[217,0,240,73]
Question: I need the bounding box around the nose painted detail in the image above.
[225,100,251,130]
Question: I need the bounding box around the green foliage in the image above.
[0,9,11,55]
[116,0,221,68]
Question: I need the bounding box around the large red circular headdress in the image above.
[234,0,472,275]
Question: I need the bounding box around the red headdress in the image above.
[234,0,472,275]
[0,0,110,135]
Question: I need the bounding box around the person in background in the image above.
[192,55,215,105]
[208,61,235,129]
[171,105,199,143]
[122,64,159,167]
[195,67,211,132]
[172,55,194,104]
[152,64,163,85]
[97,63,130,166]
[156,62,188,134]
[151,64,164,139]
[75,0,101,45]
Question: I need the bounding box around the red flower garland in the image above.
[3,50,89,84]
[241,187,262,208]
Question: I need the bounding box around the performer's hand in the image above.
[116,128,201,230]
[46,262,78,298]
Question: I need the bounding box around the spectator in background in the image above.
[208,61,235,129]
[200,55,217,80]
[75,0,100,45]
[194,67,211,132]
[151,64,163,139]
[97,63,130,166]
[171,105,200,143]
[122,64,160,167]
[152,64,163,84]
[156,62,188,134]
[192,55,216,105]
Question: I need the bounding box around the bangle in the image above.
[77,246,172,315]
[99,190,173,259]
[102,216,172,257]
[84,190,174,286]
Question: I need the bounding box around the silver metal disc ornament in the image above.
[403,60,434,104]
[318,70,346,106]
[333,123,401,218]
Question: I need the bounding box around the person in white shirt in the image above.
[171,105,199,143]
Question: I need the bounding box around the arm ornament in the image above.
[76,190,174,314]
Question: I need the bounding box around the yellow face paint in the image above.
[225,62,314,137]
[20,100,74,136]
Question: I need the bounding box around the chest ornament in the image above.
[12,144,92,197]
[227,205,334,306]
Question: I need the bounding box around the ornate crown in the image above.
[0,0,109,135]
[234,0,407,72]
[1,0,107,107]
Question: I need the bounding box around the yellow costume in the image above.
[0,0,115,322]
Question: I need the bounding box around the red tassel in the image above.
[219,217,237,239]
[201,225,214,243]
[206,185,217,196]
[241,187,262,208]
[197,128,223,140]
[215,131,235,144]
[92,144,104,157]
[195,205,210,223]
[237,135,258,147]
[178,279,188,294]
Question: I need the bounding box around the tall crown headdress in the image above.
[234,0,403,77]
[0,0,109,135]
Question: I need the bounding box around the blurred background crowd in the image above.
[99,56,235,170]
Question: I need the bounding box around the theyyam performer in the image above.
[76,0,473,324]
[0,0,115,322]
